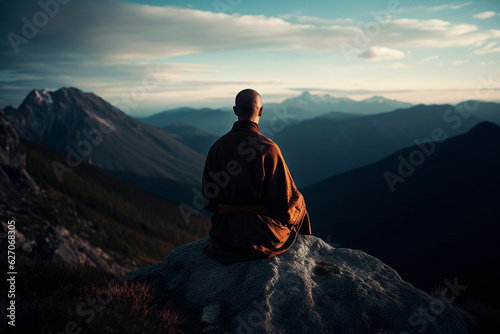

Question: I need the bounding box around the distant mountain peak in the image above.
[30,88,54,105]
[285,91,353,105]
[288,91,413,107]
[362,96,392,103]
[24,87,89,107]
[278,91,411,116]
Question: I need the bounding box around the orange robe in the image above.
[202,120,311,264]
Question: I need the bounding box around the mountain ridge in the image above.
[4,87,204,203]
[275,102,499,186]
[301,121,500,305]
[139,91,414,133]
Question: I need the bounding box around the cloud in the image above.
[2,1,500,107]
[473,11,496,19]
[403,2,473,12]
[1,2,499,67]
[474,41,500,55]
[385,19,500,48]
[2,2,498,63]
[420,55,439,63]
[358,47,406,61]
[282,14,353,25]
[426,2,473,12]
[452,60,469,65]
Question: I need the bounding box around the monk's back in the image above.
[202,89,311,264]
[204,120,279,209]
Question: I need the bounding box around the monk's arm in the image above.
[262,146,307,227]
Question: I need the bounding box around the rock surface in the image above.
[128,235,473,334]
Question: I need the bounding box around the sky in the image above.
[1,0,500,116]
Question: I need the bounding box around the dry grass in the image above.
[0,252,200,334]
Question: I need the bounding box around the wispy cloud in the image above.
[420,55,440,63]
[358,47,406,61]
[426,2,473,12]
[3,2,497,64]
[474,41,500,55]
[281,13,353,25]
[473,11,496,19]
[403,2,473,13]
[452,59,469,65]
[1,0,500,108]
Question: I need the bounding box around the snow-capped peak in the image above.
[33,89,54,105]
[362,96,391,104]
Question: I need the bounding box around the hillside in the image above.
[140,107,234,135]
[302,121,500,306]
[159,124,219,155]
[4,87,204,204]
[1,109,209,270]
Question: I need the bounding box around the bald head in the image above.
[233,89,263,123]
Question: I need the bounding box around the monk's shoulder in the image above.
[257,134,282,157]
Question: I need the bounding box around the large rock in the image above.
[128,235,473,333]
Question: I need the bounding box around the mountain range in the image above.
[139,92,413,134]
[2,86,500,317]
[275,102,500,186]
[270,91,413,117]
[302,121,500,305]
[136,92,500,189]
[5,87,500,198]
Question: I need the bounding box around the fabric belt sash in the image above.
[217,204,269,215]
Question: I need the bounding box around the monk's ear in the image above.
[233,106,238,116]
[258,106,263,117]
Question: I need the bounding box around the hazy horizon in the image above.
[8,87,500,119]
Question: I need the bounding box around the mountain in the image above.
[301,121,500,305]
[0,109,209,271]
[276,102,499,187]
[159,124,219,155]
[462,100,500,125]
[140,107,234,135]
[4,87,204,203]
[272,91,413,116]
[313,110,362,121]
[140,92,412,135]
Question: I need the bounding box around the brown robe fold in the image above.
[202,120,312,264]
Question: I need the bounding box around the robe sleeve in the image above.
[262,144,309,230]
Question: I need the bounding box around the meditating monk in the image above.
[202,88,312,264]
